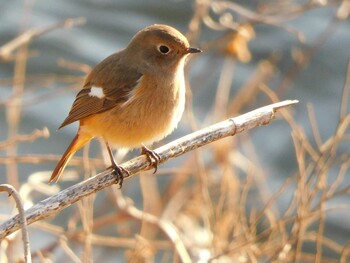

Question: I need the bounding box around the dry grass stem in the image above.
[2,1,350,261]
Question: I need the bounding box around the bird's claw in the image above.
[109,164,130,189]
[141,146,161,173]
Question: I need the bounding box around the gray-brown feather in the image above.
[59,52,142,129]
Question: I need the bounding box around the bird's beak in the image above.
[187,47,202,54]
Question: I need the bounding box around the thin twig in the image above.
[339,60,350,120]
[0,17,86,61]
[0,100,298,240]
[0,184,32,263]
[112,189,191,263]
[0,128,50,149]
[0,155,105,166]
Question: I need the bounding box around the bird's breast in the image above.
[81,69,186,148]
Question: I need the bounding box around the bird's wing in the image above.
[59,52,142,129]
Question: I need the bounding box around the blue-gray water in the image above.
[1,0,350,262]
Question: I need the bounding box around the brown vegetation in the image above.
[1,1,350,262]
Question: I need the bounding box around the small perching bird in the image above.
[50,24,202,186]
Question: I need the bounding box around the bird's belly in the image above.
[81,86,185,148]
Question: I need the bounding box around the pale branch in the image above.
[0,184,32,263]
[0,100,298,240]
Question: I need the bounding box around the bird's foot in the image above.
[105,142,130,188]
[109,162,130,189]
[141,145,161,173]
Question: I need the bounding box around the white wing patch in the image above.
[89,86,105,98]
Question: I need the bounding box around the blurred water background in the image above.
[1,0,350,262]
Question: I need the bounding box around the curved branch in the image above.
[0,100,298,242]
[0,184,32,263]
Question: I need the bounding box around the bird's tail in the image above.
[50,132,92,183]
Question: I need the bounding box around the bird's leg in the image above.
[141,144,161,173]
[105,142,130,188]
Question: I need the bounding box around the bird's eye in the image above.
[158,45,170,54]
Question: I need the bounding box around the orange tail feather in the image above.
[50,132,92,183]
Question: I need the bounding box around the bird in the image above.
[50,24,202,187]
